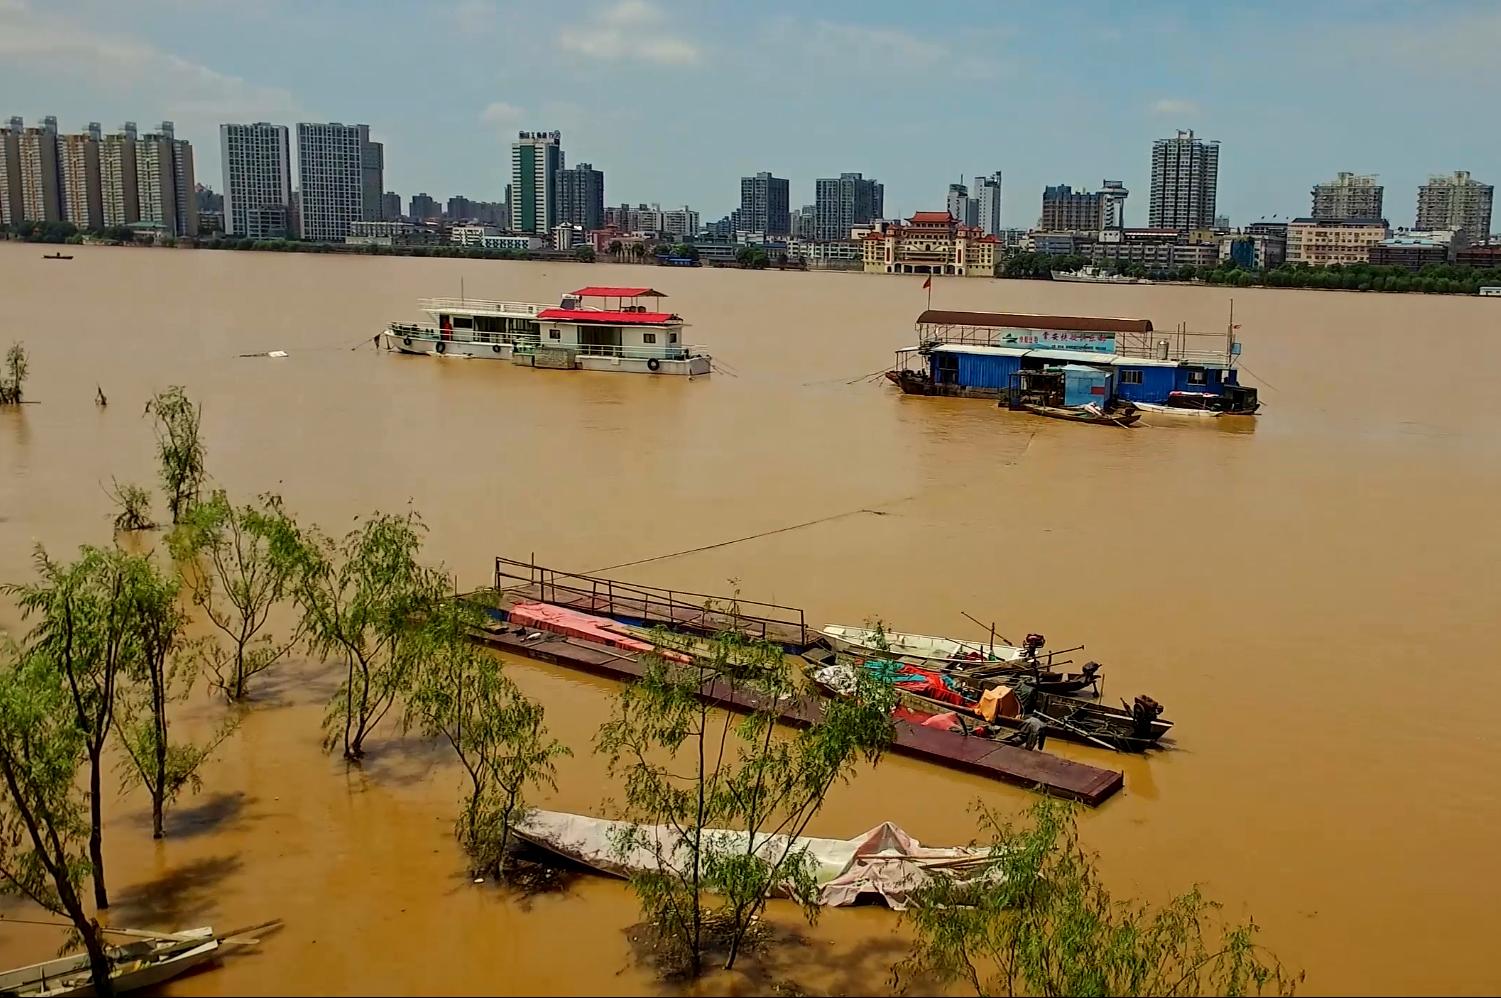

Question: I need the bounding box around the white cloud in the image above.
[559,0,702,66]
[0,2,298,122]
[1150,97,1201,116]
[771,19,1003,80]
[480,101,525,126]
[449,0,497,34]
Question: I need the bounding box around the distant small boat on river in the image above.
[42,252,72,260]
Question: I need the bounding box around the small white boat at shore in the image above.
[381,285,711,376]
[1132,390,1259,418]
[0,927,219,997]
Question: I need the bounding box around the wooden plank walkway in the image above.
[470,623,1123,807]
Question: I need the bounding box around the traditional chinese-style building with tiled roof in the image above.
[862,211,999,278]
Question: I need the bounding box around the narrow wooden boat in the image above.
[0,928,218,997]
[819,625,1101,695]
[1022,402,1140,427]
[1134,390,1259,417]
[42,253,73,260]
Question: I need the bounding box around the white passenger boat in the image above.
[381,285,711,376]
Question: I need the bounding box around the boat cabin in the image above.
[534,286,689,363]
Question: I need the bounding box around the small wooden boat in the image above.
[1133,390,1259,418]
[1022,402,1140,427]
[0,927,219,997]
[819,624,1101,695]
[42,253,72,260]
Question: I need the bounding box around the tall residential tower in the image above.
[1148,129,1219,231]
[296,122,379,240]
[511,130,562,233]
[220,123,292,237]
[1311,172,1384,221]
[1416,171,1493,241]
[738,171,790,236]
[813,172,883,240]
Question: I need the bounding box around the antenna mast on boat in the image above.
[461,276,466,303]
[1226,298,1235,368]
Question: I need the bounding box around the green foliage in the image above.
[0,640,114,994]
[111,556,236,838]
[144,387,206,524]
[734,246,770,269]
[169,490,309,700]
[109,480,155,532]
[573,245,597,263]
[0,341,27,405]
[406,600,568,877]
[899,799,1301,997]
[596,614,896,976]
[296,510,445,761]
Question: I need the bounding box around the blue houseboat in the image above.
[885,309,1259,415]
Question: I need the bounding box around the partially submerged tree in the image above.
[114,558,237,838]
[297,510,444,761]
[108,480,155,532]
[169,490,308,700]
[6,547,142,909]
[0,642,115,996]
[596,616,896,976]
[406,600,568,877]
[144,386,206,523]
[0,341,28,405]
[898,799,1302,997]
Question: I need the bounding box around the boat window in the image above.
[669,333,678,343]
[1119,370,1142,385]
[475,316,502,333]
[1188,369,1207,385]
[643,333,657,344]
[549,328,561,340]
[451,315,473,329]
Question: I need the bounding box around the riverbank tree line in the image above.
[0,377,1301,995]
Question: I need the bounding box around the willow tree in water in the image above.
[114,557,237,838]
[169,490,308,701]
[144,386,205,524]
[596,615,896,976]
[297,510,444,761]
[0,641,115,996]
[898,799,1303,997]
[0,342,28,404]
[406,599,569,877]
[5,547,139,909]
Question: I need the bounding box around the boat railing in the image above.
[388,322,540,346]
[492,555,810,648]
[569,342,706,361]
[418,297,594,316]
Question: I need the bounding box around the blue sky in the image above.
[2,0,1496,228]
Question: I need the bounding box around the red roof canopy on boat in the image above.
[568,286,668,299]
[537,308,678,325]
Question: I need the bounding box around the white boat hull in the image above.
[821,624,1026,663]
[381,329,710,376]
[0,928,219,997]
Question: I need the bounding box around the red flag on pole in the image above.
[922,276,932,290]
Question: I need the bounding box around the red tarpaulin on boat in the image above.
[507,602,690,662]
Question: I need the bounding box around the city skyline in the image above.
[1,0,1497,226]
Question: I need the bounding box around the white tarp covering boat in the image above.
[821,624,1027,663]
[513,809,993,909]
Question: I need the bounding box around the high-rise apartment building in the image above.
[135,128,177,233]
[296,122,378,240]
[511,131,562,232]
[738,171,789,236]
[557,161,604,230]
[1040,184,1103,231]
[813,172,883,240]
[60,129,103,230]
[410,193,439,220]
[1099,180,1128,229]
[0,117,24,225]
[19,119,62,222]
[382,191,402,219]
[974,171,1003,235]
[163,122,197,236]
[945,183,979,227]
[1311,172,1383,221]
[1416,171,1493,242]
[101,124,139,226]
[1149,129,1219,231]
[220,123,292,238]
[361,136,383,221]
[661,206,699,238]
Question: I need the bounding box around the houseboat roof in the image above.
[917,310,1154,334]
[537,308,679,325]
[569,286,668,299]
[926,342,1219,369]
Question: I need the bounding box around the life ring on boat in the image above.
[493,344,502,354]
[435,341,446,354]
[646,357,661,372]
[402,336,412,348]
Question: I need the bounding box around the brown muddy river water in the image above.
[1,243,1499,995]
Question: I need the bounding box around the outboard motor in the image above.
[1130,695,1164,738]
